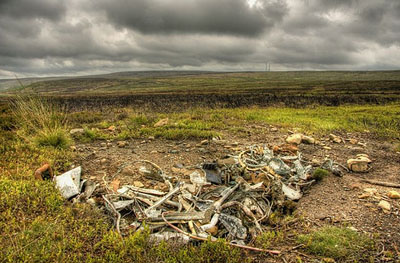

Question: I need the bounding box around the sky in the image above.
[0,0,399,78]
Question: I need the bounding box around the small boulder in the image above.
[286,133,303,145]
[117,141,128,148]
[329,134,342,143]
[70,128,84,135]
[154,118,169,127]
[378,200,391,211]
[200,139,209,145]
[133,181,144,188]
[301,135,315,144]
[347,155,370,172]
[388,191,400,199]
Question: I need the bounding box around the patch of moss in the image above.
[297,226,375,261]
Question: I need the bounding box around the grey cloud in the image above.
[0,0,66,20]
[0,0,400,78]
[94,0,288,37]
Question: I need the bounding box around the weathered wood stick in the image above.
[360,179,400,188]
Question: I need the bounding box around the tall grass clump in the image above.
[11,94,71,149]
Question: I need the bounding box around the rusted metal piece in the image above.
[34,163,53,180]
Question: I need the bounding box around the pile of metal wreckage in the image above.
[52,144,344,254]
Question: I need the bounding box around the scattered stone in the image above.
[301,135,315,144]
[349,138,358,145]
[323,146,332,150]
[148,136,155,140]
[350,183,362,190]
[217,157,237,167]
[329,134,342,143]
[69,128,84,135]
[169,149,179,154]
[154,118,169,127]
[150,150,158,154]
[117,141,128,148]
[100,158,107,165]
[206,226,218,236]
[107,142,113,147]
[121,166,135,176]
[270,127,278,132]
[378,200,391,211]
[286,133,303,145]
[173,163,184,169]
[133,181,144,188]
[100,142,107,147]
[231,142,239,147]
[363,188,377,195]
[70,145,77,151]
[107,126,116,131]
[347,155,370,172]
[200,139,208,145]
[388,191,400,199]
[311,158,320,166]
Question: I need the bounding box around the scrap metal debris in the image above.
[52,144,347,254]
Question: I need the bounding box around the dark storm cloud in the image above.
[0,0,66,20]
[0,0,399,78]
[94,0,288,37]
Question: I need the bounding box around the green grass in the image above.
[65,104,400,142]
[297,226,375,261]
[311,168,330,182]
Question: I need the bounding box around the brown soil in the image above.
[73,126,400,262]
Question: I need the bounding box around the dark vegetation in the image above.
[1,71,400,111]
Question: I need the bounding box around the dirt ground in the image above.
[73,125,400,261]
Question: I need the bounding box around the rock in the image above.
[70,128,84,135]
[121,166,135,176]
[323,146,332,150]
[347,156,370,172]
[378,200,391,211]
[388,191,400,199]
[200,139,209,145]
[231,142,239,147]
[133,181,144,188]
[100,142,107,147]
[286,133,303,145]
[173,163,184,169]
[349,138,358,145]
[217,157,237,167]
[154,118,169,127]
[270,127,278,132]
[301,135,315,144]
[329,134,342,143]
[150,150,158,154]
[100,158,107,164]
[117,141,128,148]
[363,188,377,195]
[70,145,77,151]
[169,149,179,154]
[206,226,218,236]
[310,159,320,167]
[148,136,155,140]
[107,142,113,147]
[107,125,116,131]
